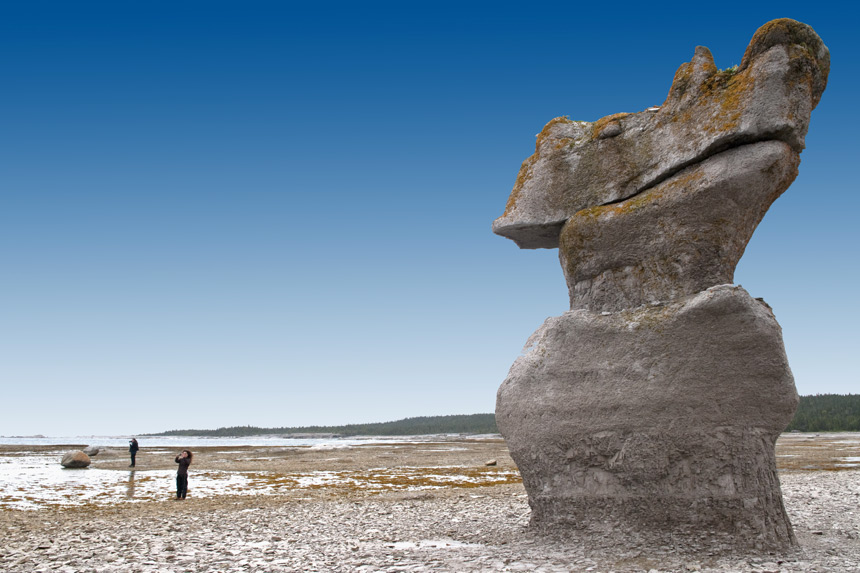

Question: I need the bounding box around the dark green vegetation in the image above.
[150,414,499,437]
[149,395,860,437]
[785,394,860,432]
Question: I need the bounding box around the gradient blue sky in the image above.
[2,1,856,436]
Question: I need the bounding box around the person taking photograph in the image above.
[175,449,192,500]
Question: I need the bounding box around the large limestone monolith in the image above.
[493,19,828,550]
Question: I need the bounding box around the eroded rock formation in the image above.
[493,19,828,550]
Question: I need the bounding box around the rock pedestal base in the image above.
[496,286,798,550]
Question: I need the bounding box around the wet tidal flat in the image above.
[1,434,859,572]
[0,437,520,510]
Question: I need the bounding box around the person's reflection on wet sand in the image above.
[126,470,136,498]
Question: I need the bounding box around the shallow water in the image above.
[0,435,515,510]
[0,451,181,509]
[0,435,416,448]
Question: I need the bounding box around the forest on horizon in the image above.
[148,395,860,437]
[149,413,498,437]
[784,393,860,432]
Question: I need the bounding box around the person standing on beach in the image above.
[129,438,139,467]
[175,449,192,500]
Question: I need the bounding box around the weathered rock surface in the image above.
[493,18,829,251]
[61,450,91,468]
[82,446,100,456]
[493,18,828,551]
[497,285,798,548]
[559,140,798,311]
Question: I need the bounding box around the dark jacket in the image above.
[175,455,191,476]
[129,440,139,453]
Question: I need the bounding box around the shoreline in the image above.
[2,434,859,572]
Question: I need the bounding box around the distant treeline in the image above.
[785,394,860,432]
[150,413,499,437]
[148,395,860,437]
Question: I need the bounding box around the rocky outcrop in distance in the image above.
[494,19,828,551]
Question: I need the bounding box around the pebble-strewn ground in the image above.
[1,434,859,572]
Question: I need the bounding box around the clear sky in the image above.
[1,1,857,436]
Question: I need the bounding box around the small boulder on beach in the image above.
[82,446,99,456]
[61,450,91,468]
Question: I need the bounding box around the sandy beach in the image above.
[1,434,859,572]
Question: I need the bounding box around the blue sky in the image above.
[1,1,857,436]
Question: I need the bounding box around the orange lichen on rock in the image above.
[740,17,830,106]
[503,152,538,218]
[493,18,828,253]
[591,113,630,140]
[502,116,576,218]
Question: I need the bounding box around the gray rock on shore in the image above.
[83,446,100,456]
[493,18,829,551]
[497,285,797,547]
[61,450,91,468]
